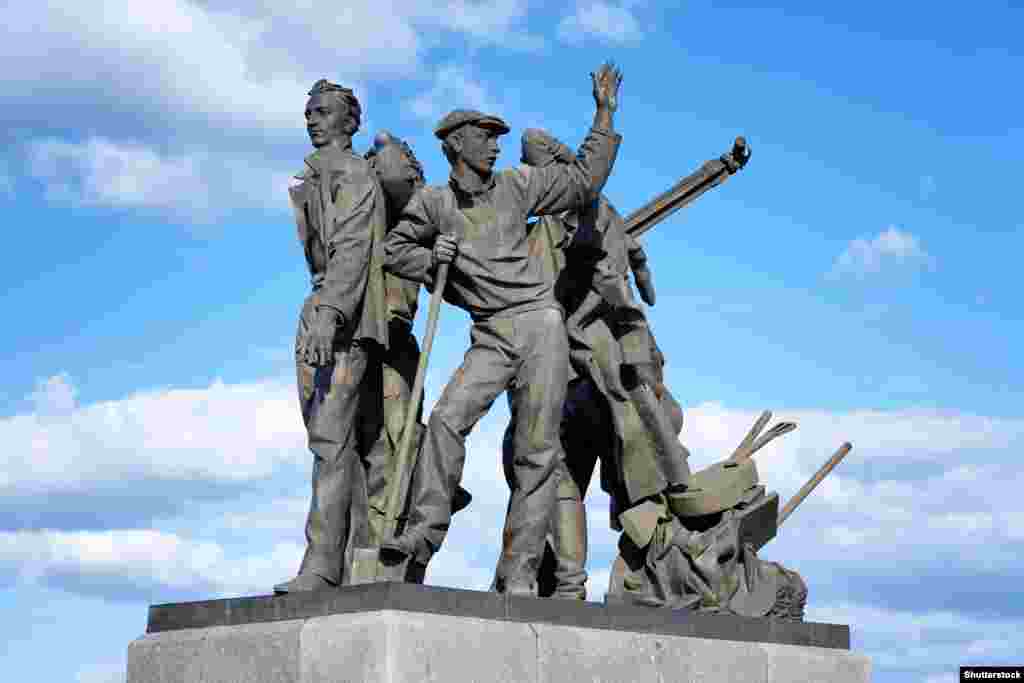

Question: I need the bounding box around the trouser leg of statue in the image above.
[503,390,592,600]
[549,469,587,599]
[365,320,420,546]
[402,307,567,593]
[497,309,569,590]
[286,295,377,589]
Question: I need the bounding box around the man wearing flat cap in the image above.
[383,63,623,595]
[275,79,389,594]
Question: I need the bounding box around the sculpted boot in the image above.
[273,572,336,594]
[550,474,588,600]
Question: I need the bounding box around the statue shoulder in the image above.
[340,151,375,182]
[415,183,454,208]
[318,148,375,186]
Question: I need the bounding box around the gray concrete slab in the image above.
[128,619,303,683]
[128,609,871,683]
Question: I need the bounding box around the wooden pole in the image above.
[778,442,852,527]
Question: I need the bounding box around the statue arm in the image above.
[610,286,652,366]
[384,191,441,288]
[626,234,656,306]
[521,128,622,217]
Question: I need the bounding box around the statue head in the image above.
[366,131,425,212]
[434,110,510,177]
[305,79,362,149]
[520,128,574,168]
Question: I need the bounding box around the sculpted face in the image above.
[305,92,351,149]
[455,124,500,176]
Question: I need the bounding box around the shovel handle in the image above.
[384,263,450,528]
[778,442,852,527]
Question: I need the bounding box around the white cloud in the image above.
[0,373,1021,683]
[26,137,292,218]
[557,1,643,45]
[0,528,303,597]
[219,496,309,533]
[411,0,542,50]
[0,374,304,498]
[2,371,1023,625]
[407,64,501,123]
[808,602,1022,678]
[1,1,548,219]
[2,0,308,132]
[828,226,934,280]
[0,0,540,134]
[29,372,78,416]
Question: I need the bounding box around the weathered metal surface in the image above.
[624,136,751,238]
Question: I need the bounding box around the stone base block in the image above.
[128,584,870,683]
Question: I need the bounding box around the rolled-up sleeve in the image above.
[384,191,440,288]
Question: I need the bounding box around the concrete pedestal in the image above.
[128,583,870,683]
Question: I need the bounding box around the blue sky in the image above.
[1,1,1021,681]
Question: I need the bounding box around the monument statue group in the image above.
[276,63,852,621]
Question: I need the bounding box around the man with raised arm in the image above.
[274,79,389,594]
[382,63,623,595]
[501,129,687,600]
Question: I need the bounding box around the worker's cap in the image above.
[434,109,510,140]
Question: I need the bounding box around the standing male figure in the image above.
[275,79,389,594]
[502,129,688,599]
[361,132,426,548]
[382,63,624,595]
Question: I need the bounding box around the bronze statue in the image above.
[275,79,390,594]
[499,128,691,600]
[380,63,624,596]
[269,67,847,624]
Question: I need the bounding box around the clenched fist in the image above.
[432,233,459,269]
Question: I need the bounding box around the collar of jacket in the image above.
[300,142,355,179]
[448,167,496,197]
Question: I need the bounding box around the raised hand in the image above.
[591,61,624,113]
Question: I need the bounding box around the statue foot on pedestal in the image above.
[273,573,335,594]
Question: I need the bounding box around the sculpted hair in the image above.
[308,79,362,134]
[365,134,426,186]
